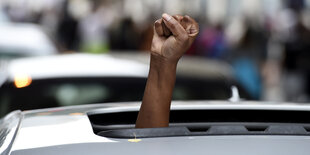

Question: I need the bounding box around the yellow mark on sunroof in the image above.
[128,139,141,142]
[128,133,141,142]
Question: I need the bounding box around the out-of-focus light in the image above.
[14,74,32,88]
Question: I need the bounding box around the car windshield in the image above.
[0,47,31,59]
[0,77,146,117]
[0,76,251,117]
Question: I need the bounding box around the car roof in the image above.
[4,53,149,81]
[109,52,235,79]
[3,52,235,82]
[11,136,310,155]
[9,101,310,154]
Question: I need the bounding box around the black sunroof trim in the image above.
[89,109,310,138]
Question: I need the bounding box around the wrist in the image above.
[150,53,178,71]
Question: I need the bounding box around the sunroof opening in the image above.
[304,126,310,132]
[245,125,268,132]
[88,109,310,138]
[187,126,210,132]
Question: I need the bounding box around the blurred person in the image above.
[79,0,115,53]
[260,1,310,102]
[139,13,162,51]
[194,23,228,58]
[39,0,65,39]
[282,6,310,102]
[56,0,80,51]
[109,17,140,50]
[286,0,305,12]
[139,19,155,51]
[225,17,268,100]
[136,13,199,128]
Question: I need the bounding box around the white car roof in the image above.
[110,52,235,79]
[8,101,310,155]
[6,53,149,81]
[4,52,235,82]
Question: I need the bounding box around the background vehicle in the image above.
[1,101,310,155]
[0,53,251,117]
[0,23,58,60]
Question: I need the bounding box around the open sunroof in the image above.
[88,107,310,138]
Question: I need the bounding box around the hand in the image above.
[151,13,199,63]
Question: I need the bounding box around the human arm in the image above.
[135,13,199,128]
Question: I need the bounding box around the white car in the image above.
[0,23,57,60]
[0,53,252,117]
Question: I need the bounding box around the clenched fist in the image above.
[151,13,199,63]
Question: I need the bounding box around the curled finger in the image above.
[182,15,199,37]
[154,19,164,37]
[162,13,187,41]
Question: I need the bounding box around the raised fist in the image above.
[151,13,199,63]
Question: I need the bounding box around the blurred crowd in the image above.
[0,0,310,102]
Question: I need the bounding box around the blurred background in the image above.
[0,0,310,116]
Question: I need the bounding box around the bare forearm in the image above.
[135,55,177,128]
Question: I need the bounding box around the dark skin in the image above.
[136,13,199,128]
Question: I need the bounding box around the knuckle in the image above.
[151,43,157,50]
[169,23,176,30]
[151,46,159,54]
[151,46,155,52]
[184,34,189,40]
[179,34,189,42]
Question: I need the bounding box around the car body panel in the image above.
[0,110,22,155]
[11,136,310,155]
[7,101,310,154]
